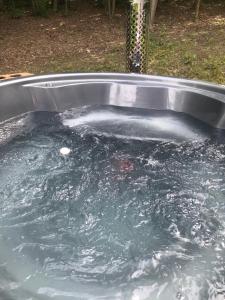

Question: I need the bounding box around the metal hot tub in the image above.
[1,73,225,300]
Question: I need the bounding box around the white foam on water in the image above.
[61,107,208,142]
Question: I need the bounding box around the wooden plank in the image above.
[0,73,33,81]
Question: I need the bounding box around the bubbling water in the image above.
[0,106,225,300]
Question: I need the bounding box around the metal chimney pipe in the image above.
[126,0,150,73]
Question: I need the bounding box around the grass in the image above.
[148,29,225,84]
[38,47,125,74]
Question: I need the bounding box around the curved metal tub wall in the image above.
[0,73,225,129]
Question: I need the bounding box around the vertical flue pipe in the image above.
[126,0,150,73]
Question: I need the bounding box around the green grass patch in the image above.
[148,30,225,84]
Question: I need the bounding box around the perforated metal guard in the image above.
[126,0,149,73]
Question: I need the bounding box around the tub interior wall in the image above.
[0,74,225,129]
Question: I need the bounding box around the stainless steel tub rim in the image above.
[0,73,225,129]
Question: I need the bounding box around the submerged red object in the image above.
[118,159,134,173]
[114,158,134,173]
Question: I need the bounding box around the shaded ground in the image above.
[1,1,225,84]
[150,1,225,84]
[0,4,125,74]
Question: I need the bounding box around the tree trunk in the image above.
[107,0,111,17]
[195,0,201,21]
[53,0,58,12]
[10,0,16,9]
[31,0,37,12]
[112,0,116,17]
[150,0,158,27]
[104,0,116,18]
[65,0,68,15]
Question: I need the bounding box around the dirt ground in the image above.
[0,3,125,74]
[1,1,225,84]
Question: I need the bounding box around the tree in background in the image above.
[104,0,116,18]
[31,0,49,16]
[52,0,72,15]
[53,0,58,12]
[150,0,203,25]
[1,0,48,16]
[195,0,201,20]
[0,0,214,21]
[150,0,158,26]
